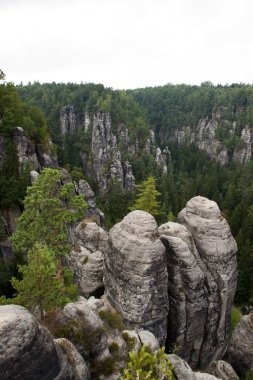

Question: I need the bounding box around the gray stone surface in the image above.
[176,196,237,368]
[54,338,90,380]
[173,117,252,165]
[206,360,239,380]
[67,221,108,297]
[76,179,105,226]
[225,313,253,377]
[159,222,207,368]
[0,304,84,380]
[104,210,168,344]
[60,106,77,136]
[12,127,40,171]
[167,354,221,380]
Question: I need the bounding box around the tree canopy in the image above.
[130,176,161,216]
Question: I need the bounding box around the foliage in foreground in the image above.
[121,345,174,380]
[11,243,78,319]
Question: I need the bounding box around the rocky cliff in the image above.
[104,196,238,369]
[0,127,58,266]
[172,117,252,165]
[60,107,169,194]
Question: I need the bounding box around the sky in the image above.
[1,0,253,89]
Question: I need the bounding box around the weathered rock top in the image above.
[182,196,221,220]
[119,210,158,238]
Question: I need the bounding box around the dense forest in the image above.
[0,80,252,306]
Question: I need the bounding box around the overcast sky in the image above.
[1,0,253,89]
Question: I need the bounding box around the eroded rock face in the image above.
[103,196,237,370]
[104,210,168,344]
[206,360,239,380]
[0,304,89,380]
[167,354,221,380]
[76,179,105,226]
[173,118,252,165]
[67,221,108,297]
[60,106,77,137]
[159,222,208,368]
[174,196,238,368]
[225,313,253,377]
[91,111,135,194]
[12,127,40,171]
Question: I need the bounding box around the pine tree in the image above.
[11,168,87,267]
[11,243,78,319]
[130,176,161,216]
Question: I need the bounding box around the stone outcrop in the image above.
[76,179,105,226]
[104,196,237,369]
[174,196,237,368]
[225,312,253,377]
[206,360,239,380]
[67,221,108,297]
[60,106,77,137]
[91,111,135,194]
[104,210,168,344]
[0,304,90,380]
[167,354,221,380]
[12,127,40,171]
[173,117,252,165]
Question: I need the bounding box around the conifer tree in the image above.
[130,176,161,216]
[11,243,78,319]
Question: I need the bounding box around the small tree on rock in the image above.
[11,168,87,275]
[130,176,161,216]
[11,243,78,319]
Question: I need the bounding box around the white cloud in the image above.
[1,0,253,88]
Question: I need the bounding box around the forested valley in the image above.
[1,79,253,305]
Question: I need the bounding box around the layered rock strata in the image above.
[175,196,237,368]
[67,221,108,297]
[0,304,89,380]
[173,118,252,165]
[104,210,169,344]
[104,196,237,369]
[225,312,253,377]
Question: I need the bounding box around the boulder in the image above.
[104,210,168,344]
[0,304,89,380]
[167,354,221,380]
[225,313,253,377]
[206,360,239,380]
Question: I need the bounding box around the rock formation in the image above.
[0,304,90,380]
[91,110,135,194]
[75,179,105,226]
[104,196,237,369]
[67,220,109,297]
[225,312,253,377]
[173,117,252,165]
[60,106,77,137]
[167,354,221,380]
[104,210,169,344]
[175,196,237,368]
[206,360,239,380]
[12,127,40,171]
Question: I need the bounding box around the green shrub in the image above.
[99,308,126,331]
[121,345,174,380]
[109,341,120,353]
[91,357,115,377]
[122,331,137,351]
[230,305,242,335]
